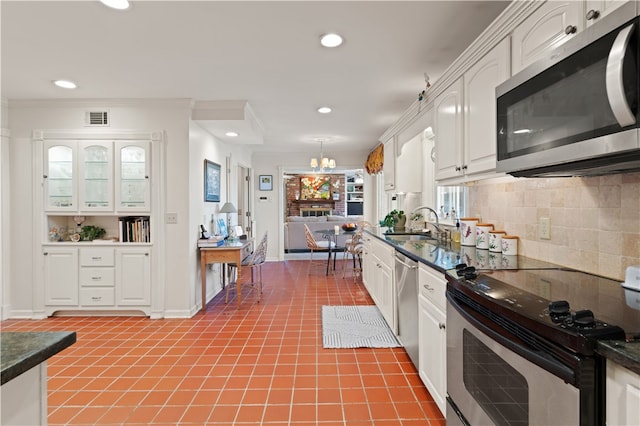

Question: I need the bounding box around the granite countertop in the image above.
[597,340,640,375]
[1,331,76,385]
[365,229,560,272]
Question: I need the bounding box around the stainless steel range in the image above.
[446,266,640,426]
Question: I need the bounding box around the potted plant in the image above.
[380,210,405,233]
[80,225,106,241]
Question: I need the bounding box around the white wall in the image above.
[188,121,253,312]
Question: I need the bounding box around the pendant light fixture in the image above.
[310,139,336,172]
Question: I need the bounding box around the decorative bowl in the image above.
[342,223,358,232]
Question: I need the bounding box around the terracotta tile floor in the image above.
[2,260,445,425]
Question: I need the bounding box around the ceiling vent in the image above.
[84,110,109,127]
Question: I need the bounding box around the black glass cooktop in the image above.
[452,268,640,340]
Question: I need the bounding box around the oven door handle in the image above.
[447,292,576,384]
[605,22,636,127]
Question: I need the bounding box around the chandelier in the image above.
[310,139,336,172]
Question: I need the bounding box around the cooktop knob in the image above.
[572,309,596,327]
[549,300,570,315]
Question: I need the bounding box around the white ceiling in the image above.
[1,1,510,155]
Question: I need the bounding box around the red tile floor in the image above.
[2,260,445,425]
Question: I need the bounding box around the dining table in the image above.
[314,228,355,275]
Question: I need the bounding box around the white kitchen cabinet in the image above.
[418,263,447,416]
[79,247,115,307]
[44,142,77,211]
[434,78,464,181]
[435,38,510,184]
[511,1,583,74]
[116,248,151,306]
[606,360,640,426]
[383,138,396,191]
[585,0,629,27]
[43,247,79,306]
[463,37,511,177]
[362,235,396,333]
[79,141,113,211]
[395,133,423,194]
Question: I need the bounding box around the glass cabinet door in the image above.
[44,142,76,211]
[116,141,150,211]
[79,142,113,210]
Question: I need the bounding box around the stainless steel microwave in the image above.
[496,3,639,177]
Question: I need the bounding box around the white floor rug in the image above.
[322,305,401,349]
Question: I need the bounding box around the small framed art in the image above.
[204,159,221,202]
[259,175,273,191]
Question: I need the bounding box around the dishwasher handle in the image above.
[395,254,418,269]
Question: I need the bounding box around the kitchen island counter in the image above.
[1,331,76,425]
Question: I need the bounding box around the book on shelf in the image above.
[118,216,150,243]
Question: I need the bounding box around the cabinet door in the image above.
[512,1,583,74]
[585,0,629,27]
[362,237,375,294]
[418,294,446,416]
[79,141,113,211]
[44,141,77,211]
[606,361,640,426]
[434,78,464,181]
[377,260,396,334]
[44,247,78,305]
[115,141,150,212]
[463,37,511,176]
[116,248,151,306]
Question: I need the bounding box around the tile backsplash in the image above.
[467,172,640,281]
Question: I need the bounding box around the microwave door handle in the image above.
[605,22,636,127]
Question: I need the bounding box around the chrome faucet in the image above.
[411,205,446,238]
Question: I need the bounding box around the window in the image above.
[436,186,467,221]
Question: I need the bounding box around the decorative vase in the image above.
[395,214,407,232]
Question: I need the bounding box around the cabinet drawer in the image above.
[80,267,115,287]
[419,264,446,311]
[80,248,115,266]
[80,287,115,306]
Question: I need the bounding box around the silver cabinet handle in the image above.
[439,323,446,330]
[91,296,102,301]
[586,9,600,20]
[423,284,434,292]
[606,22,636,127]
[564,25,577,35]
[91,256,102,260]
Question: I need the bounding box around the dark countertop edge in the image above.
[364,230,446,272]
[1,331,77,385]
[597,340,640,376]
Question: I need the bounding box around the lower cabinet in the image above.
[606,360,640,426]
[362,235,396,334]
[43,245,151,315]
[418,263,447,417]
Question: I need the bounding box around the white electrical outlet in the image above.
[539,217,551,239]
[166,213,178,224]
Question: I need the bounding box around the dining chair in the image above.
[342,231,364,281]
[226,231,268,304]
[303,224,336,271]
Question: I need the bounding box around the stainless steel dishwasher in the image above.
[394,251,419,368]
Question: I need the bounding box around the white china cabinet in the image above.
[37,131,159,317]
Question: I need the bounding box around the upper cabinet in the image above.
[44,140,150,213]
[435,37,510,183]
[115,141,151,212]
[434,78,464,181]
[463,37,511,177]
[512,1,583,74]
[585,0,629,27]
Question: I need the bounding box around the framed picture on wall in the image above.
[259,175,273,191]
[204,159,221,202]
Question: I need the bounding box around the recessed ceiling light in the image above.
[225,131,239,137]
[320,33,343,48]
[317,107,332,114]
[53,80,77,89]
[100,0,130,10]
